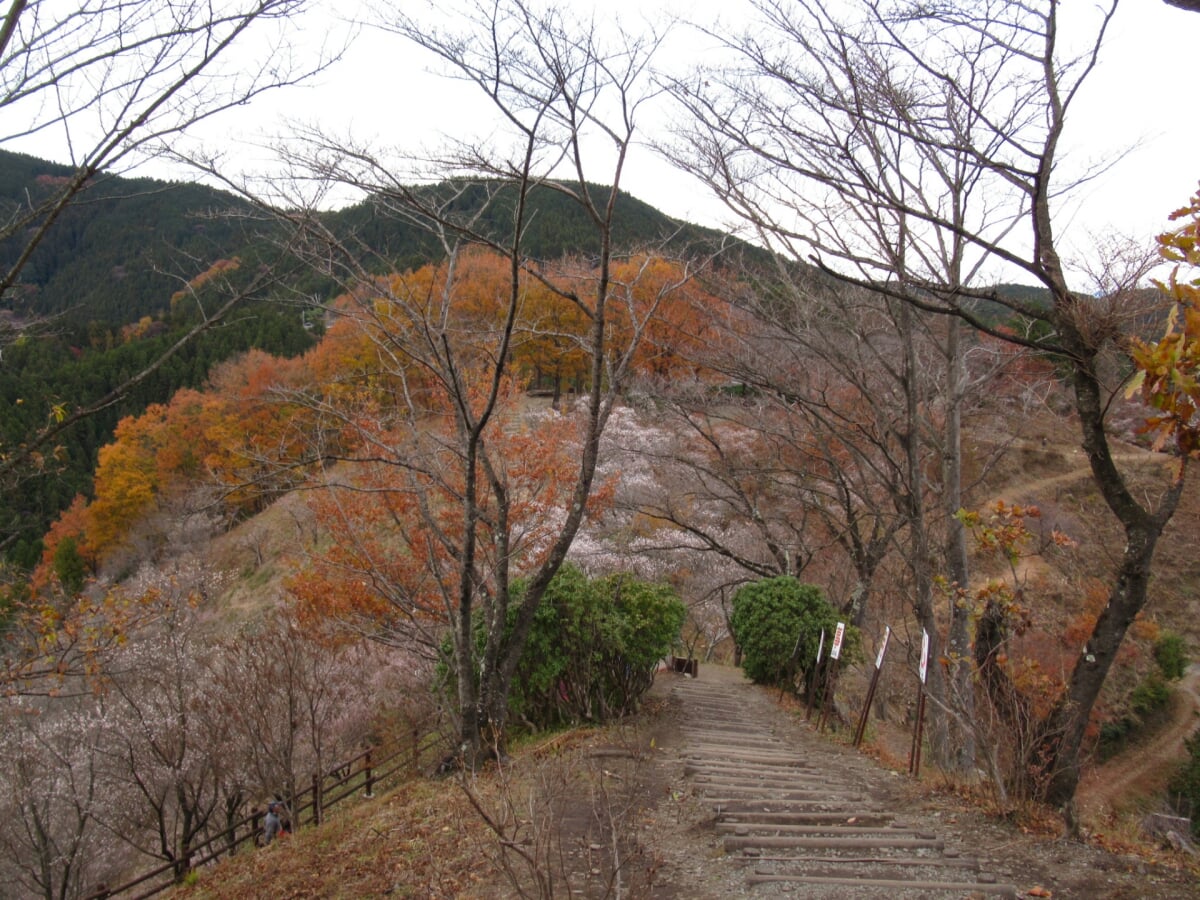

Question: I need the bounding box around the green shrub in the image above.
[512,566,684,727]
[1154,631,1189,681]
[1130,672,1172,718]
[1098,672,1175,760]
[445,564,686,732]
[729,576,855,691]
[52,536,86,593]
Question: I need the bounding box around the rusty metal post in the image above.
[853,626,891,748]
[817,658,838,733]
[806,630,825,720]
[909,687,926,777]
[818,622,847,732]
[909,627,929,777]
[853,665,882,748]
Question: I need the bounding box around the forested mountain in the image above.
[1,150,731,329]
[0,151,741,564]
[323,179,732,274]
[0,151,260,326]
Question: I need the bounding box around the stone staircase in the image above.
[669,674,1019,898]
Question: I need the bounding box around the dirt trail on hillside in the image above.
[1077,664,1200,821]
[992,447,1170,504]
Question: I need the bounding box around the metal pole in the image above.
[805,661,820,720]
[817,659,838,733]
[853,665,882,748]
[909,688,926,777]
[806,629,825,720]
[854,626,891,748]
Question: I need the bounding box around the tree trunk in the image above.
[942,319,976,773]
[898,301,951,765]
[1024,314,1184,806]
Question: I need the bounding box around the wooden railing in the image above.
[85,726,444,900]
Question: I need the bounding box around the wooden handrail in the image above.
[86,727,445,900]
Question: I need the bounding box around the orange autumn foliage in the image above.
[288,378,613,631]
[61,350,311,563]
[1128,189,1200,457]
[32,495,95,592]
[39,249,693,577]
[169,257,241,308]
[609,255,724,380]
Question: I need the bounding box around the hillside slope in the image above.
[167,666,1200,899]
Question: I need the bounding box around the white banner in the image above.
[919,628,930,685]
[875,625,891,670]
[830,621,846,660]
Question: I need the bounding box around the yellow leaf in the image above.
[1124,369,1146,399]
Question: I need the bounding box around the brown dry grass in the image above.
[171,778,498,899]
[168,723,656,900]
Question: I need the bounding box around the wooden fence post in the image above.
[312,772,322,827]
[364,750,375,798]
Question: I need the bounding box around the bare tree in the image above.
[242,0,690,766]
[208,607,385,812]
[668,0,1185,812]
[0,0,338,480]
[94,589,230,881]
[0,697,114,900]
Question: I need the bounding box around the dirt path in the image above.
[624,664,1199,899]
[1078,664,1200,821]
[991,447,1169,503]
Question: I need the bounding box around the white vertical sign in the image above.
[830,621,846,660]
[875,625,891,670]
[816,629,825,664]
[919,628,930,685]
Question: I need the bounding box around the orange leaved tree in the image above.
[273,1,696,764]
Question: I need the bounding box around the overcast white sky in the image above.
[11,0,1200,283]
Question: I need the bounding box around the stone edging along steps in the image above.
[667,672,1020,898]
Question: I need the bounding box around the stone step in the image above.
[745,872,1019,897]
[725,834,944,852]
[681,734,792,748]
[720,811,895,826]
[718,822,930,837]
[705,806,888,820]
[682,750,811,767]
[738,854,980,869]
[702,790,870,804]
[666,670,1022,898]
[694,773,841,790]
